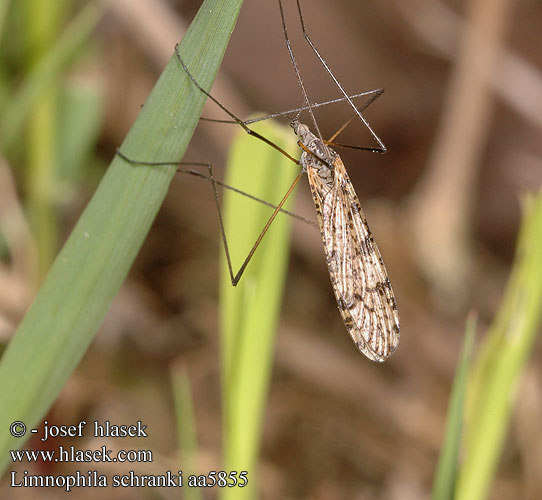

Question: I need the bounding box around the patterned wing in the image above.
[307,157,400,362]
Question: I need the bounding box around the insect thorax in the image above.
[293,121,336,185]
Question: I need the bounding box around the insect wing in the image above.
[307,158,400,362]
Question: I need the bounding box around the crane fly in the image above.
[294,121,400,362]
[276,0,400,361]
[117,0,401,361]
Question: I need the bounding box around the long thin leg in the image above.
[324,89,385,153]
[178,166,316,227]
[115,150,315,226]
[199,87,385,153]
[222,172,303,285]
[326,89,384,143]
[199,88,383,126]
[177,7,384,156]
[116,151,311,284]
[294,0,387,153]
[181,159,304,285]
[174,44,299,165]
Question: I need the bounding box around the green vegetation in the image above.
[433,190,542,500]
[0,0,244,474]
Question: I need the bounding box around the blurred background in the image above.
[0,0,540,498]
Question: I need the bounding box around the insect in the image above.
[294,120,400,361]
[276,0,400,361]
[118,0,400,361]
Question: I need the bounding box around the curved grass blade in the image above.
[171,364,202,500]
[456,190,542,500]
[220,119,298,499]
[432,312,476,500]
[0,0,244,475]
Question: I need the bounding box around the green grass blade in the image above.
[431,312,476,500]
[23,0,72,280]
[0,2,101,153]
[0,0,244,476]
[220,119,298,499]
[456,190,542,500]
[0,0,11,43]
[171,364,202,500]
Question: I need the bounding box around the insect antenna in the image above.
[277,0,323,145]
[294,0,387,153]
